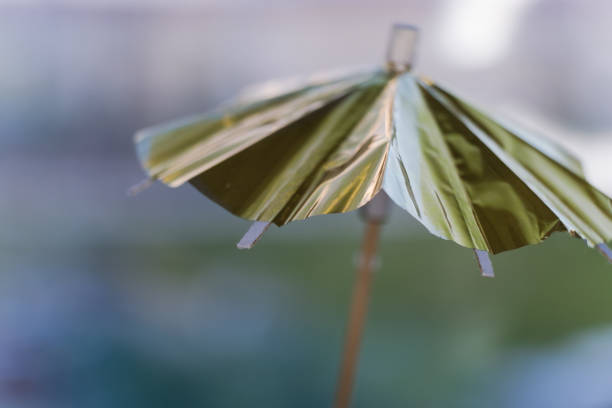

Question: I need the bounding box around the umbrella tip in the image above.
[127,177,154,197]
[237,221,271,249]
[474,249,495,278]
[386,23,419,74]
[597,243,612,263]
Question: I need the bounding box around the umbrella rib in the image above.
[597,243,612,263]
[126,177,154,196]
[236,221,271,249]
[474,249,495,277]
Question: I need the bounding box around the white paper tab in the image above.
[597,243,612,263]
[237,221,271,250]
[474,249,494,278]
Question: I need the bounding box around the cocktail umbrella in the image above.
[132,25,612,408]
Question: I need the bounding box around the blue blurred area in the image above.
[2,1,612,407]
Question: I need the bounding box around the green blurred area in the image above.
[4,202,612,407]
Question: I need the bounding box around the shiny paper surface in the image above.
[135,70,612,253]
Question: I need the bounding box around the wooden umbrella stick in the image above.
[333,192,390,408]
[333,220,381,408]
[333,29,416,406]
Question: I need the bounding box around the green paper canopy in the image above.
[134,56,612,256]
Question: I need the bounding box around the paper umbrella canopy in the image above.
[133,26,612,269]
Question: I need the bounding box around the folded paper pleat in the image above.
[135,70,612,254]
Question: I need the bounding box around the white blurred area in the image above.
[1,0,611,196]
[436,0,533,69]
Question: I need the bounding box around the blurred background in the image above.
[2,0,612,407]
